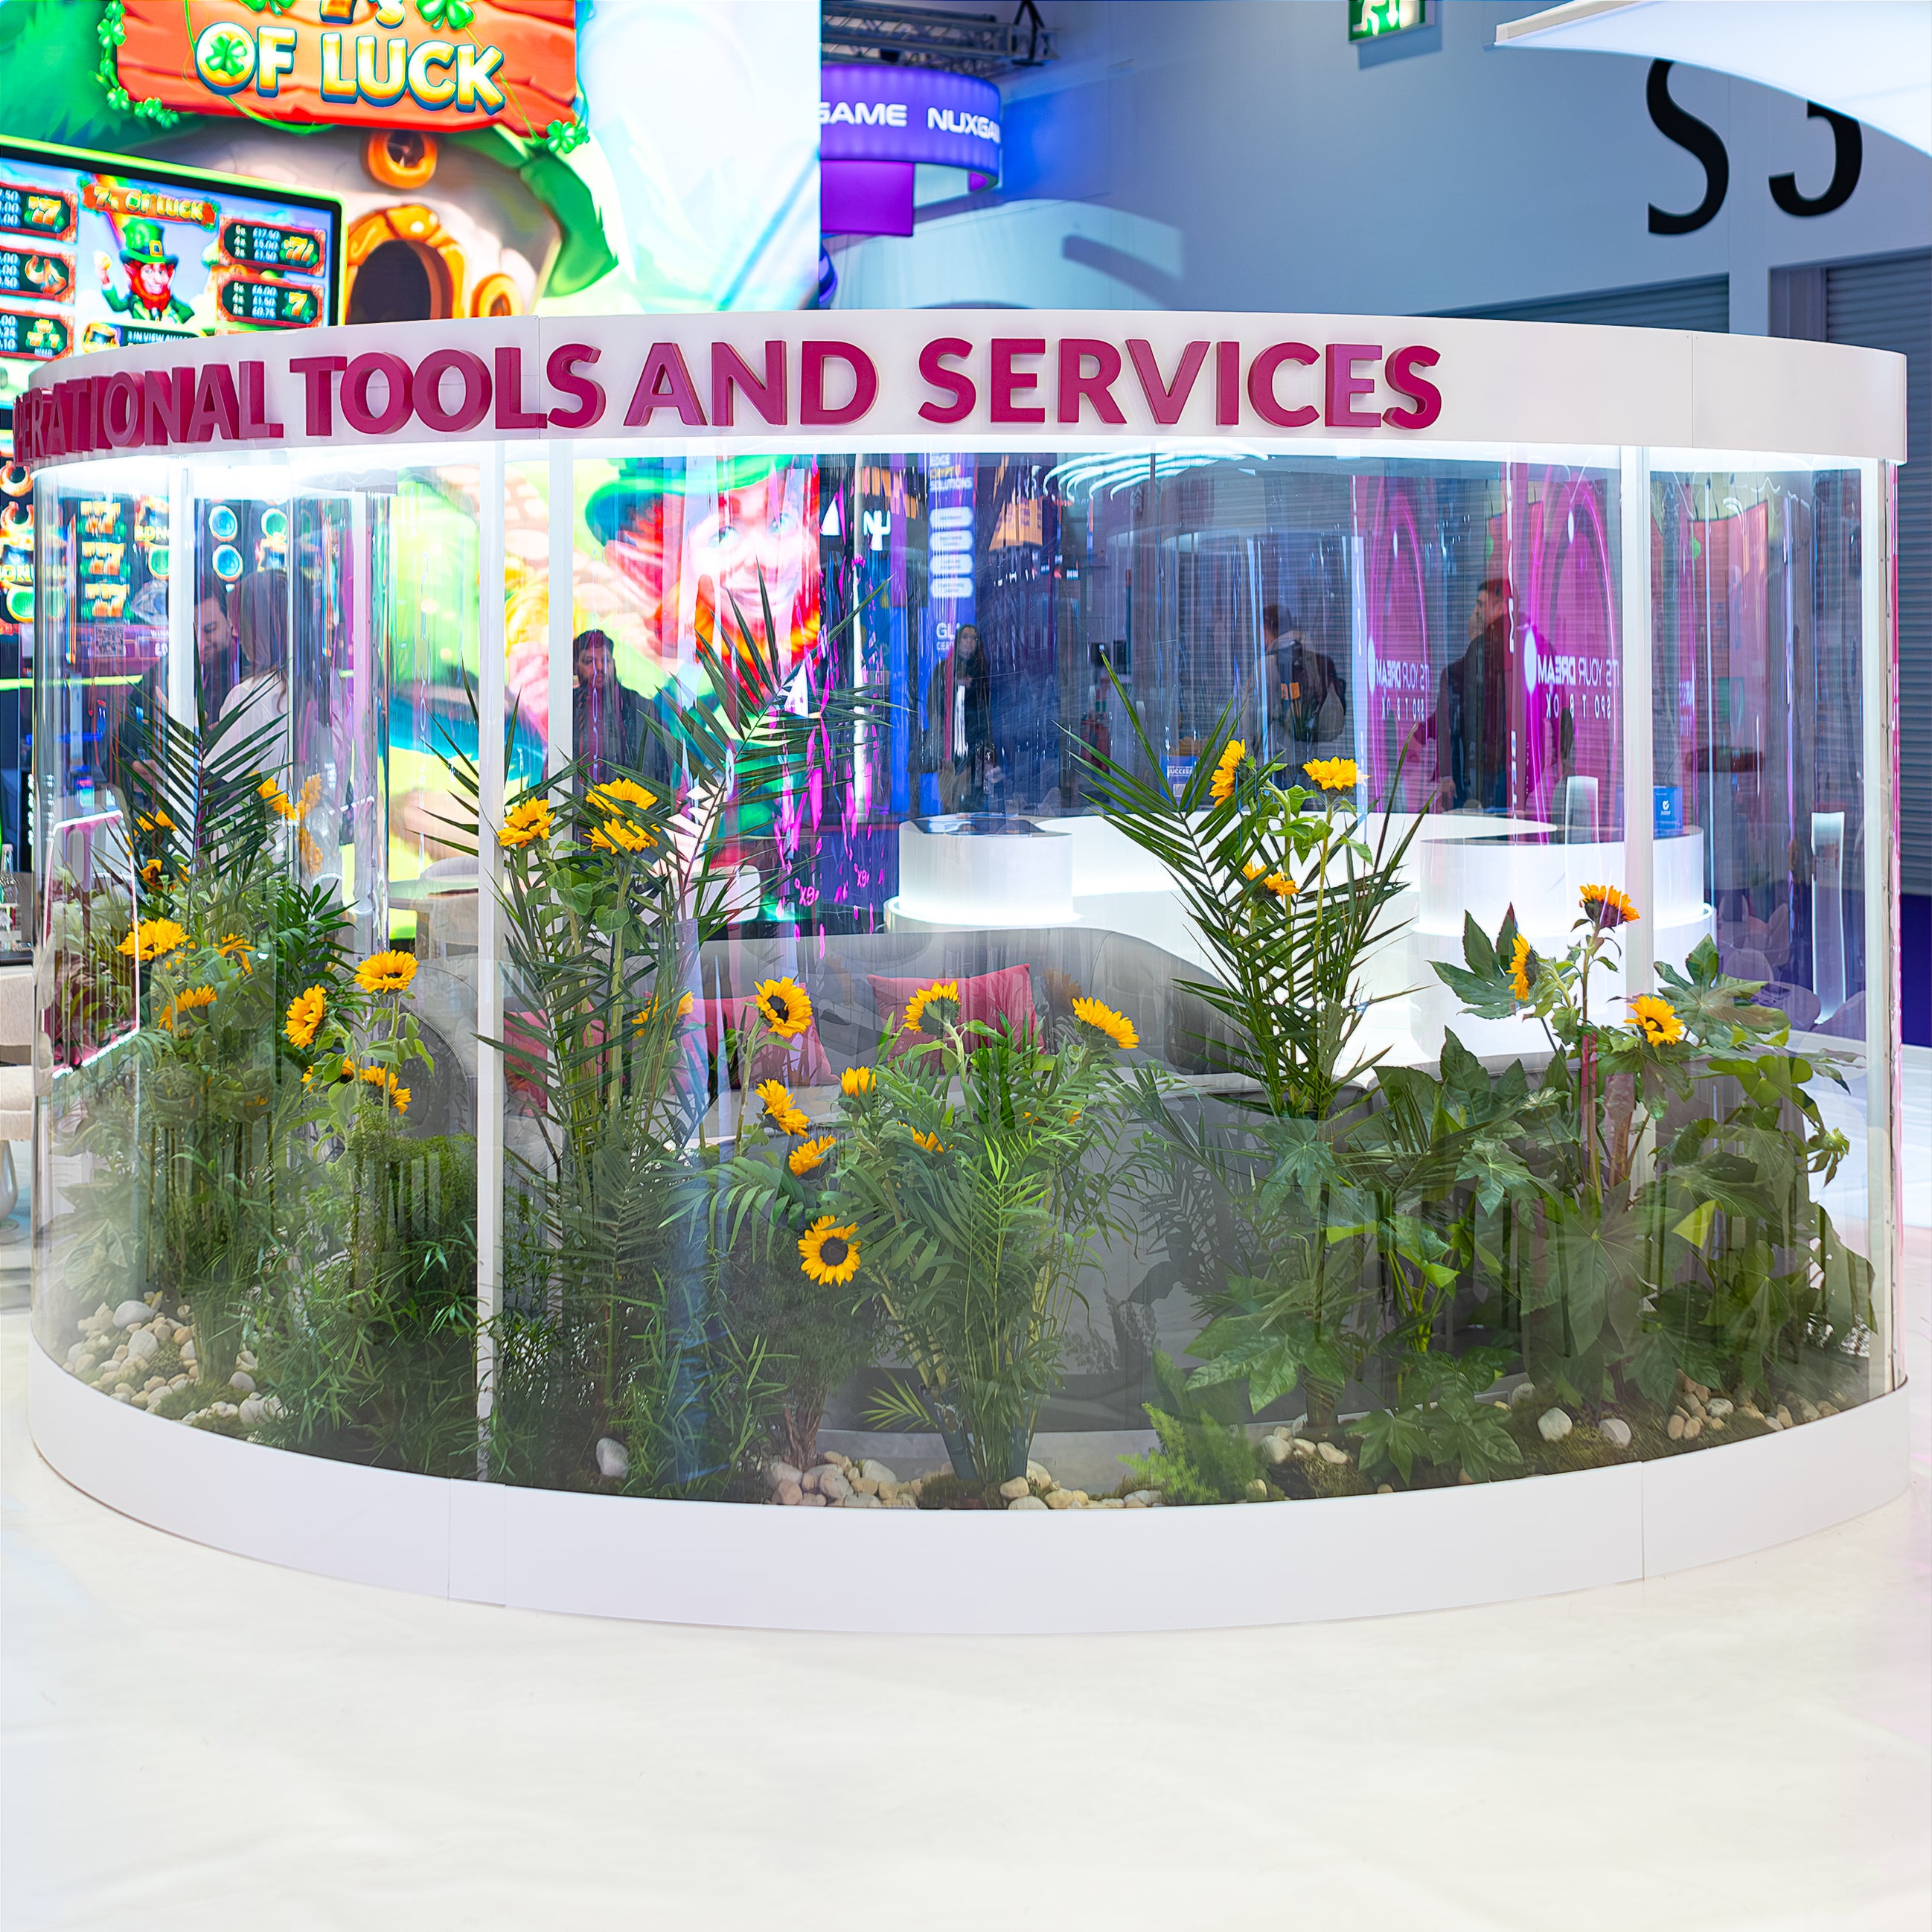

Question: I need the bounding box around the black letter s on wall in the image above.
[1647,60,1729,234]
[1771,103,1863,216]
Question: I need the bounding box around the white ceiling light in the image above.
[1496,0,1932,154]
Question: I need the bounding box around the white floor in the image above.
[2,1057,1928,1932]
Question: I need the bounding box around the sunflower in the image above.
[358,1064,411,1110]
[591,776,656,811]
[136,807,173,833]
[841,1066,876,1096]
[216,933,252,965]
[1302,756,1360,793]
[778,1107,812,1135]
[588,816,655,854]
[157,985,217,1031]
[586,778,657,854]
[356,950,418,994]
[118,918,188,962]
[258,778,296,821]
[754,976,813,1040]
[1071,996,1138,1051]
[1508,933,1536,1003]
[746,1081,792,1128]
[139,857,165,889]
[1242,860,1264,881]
[499,796,554,848]
[1262,870,1298,901]
[913,1127,953,1156]
[1209,738,1246,805]
[636,990,695,1029]
[284,985,326,1048]
[1579,883,1638,930]
[789,1134,836,1177]
[799,1217,860,1286]
[901,980,959,1035]
[1628,994,1685,1046]
[296,774,322,818]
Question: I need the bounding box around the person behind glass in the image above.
[211,568,289,767]
[1432,577,1514,813]
[573,627,674,794]
[196,589,238,719]
[941,622,999,813]
[1264,604,1347,748]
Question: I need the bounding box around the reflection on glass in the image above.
[29,438,1893,1513]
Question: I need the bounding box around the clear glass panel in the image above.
[33,448,482,1471]
[31,433,1890,1511]
[1651,464,1881,1407]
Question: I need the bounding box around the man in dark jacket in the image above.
[1435,578,1514,813]
[572,628,676,793]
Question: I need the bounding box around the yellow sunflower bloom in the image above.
[799,1217,860,1286]
[1580,883,1639,930]
[586,779,658,854]
[136,807,173,833]
[118,918,188,962]
[636,990,695,1029]
[590,777,656,811]
[1629,994,1685,1046]
[1242,860,1264,881]
[389,1085,411,1114]
[754,976,813,1040]
[840,1066,877,1096]
[1209,738,1246,805]
[258,778,298,821]
[1071,996,1139,1051]
[1302,756,1360,793]
[284,985,327,1048]
[1508,933,1535,1003]
[909,1127,946,1154]
[139,857,164,889]
[355,950,418,994]
[499,796,554,849]
[789,1134,836,1176]
[1263,870,1298,901]
[755,1078,798,1125]
[157,986,217,1032]
[901,980,959,1035]
[217,933,251,962]
[588,817,656,854]
[778,1107,812,1136]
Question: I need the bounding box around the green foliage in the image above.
[1347,1350,1522,1485]
[1076,696,1418,1122]
[474,573,886,1490]
[1122,1351,1266,1506]
[256,1124,479,1476]
[712,999,1130,1485]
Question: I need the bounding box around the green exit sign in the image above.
[1349,0,1427,40]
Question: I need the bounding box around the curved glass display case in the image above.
[22,315,1905,1622]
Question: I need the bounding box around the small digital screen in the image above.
[0,137,341,409]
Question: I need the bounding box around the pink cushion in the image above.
[867,964,1035,1050]
[701,996,835,1089]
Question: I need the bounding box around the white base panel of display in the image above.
[28,1338,1908,1634]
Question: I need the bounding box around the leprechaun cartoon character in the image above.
[95,218,193,324]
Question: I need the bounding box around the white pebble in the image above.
[1538,1408,1573,1442]
[1599,1417,1632,1448]
[594,1437,630,1480]
[112,1301,150,1329]
[1007,1494,1049,1510]
[228,1371,255,1394]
